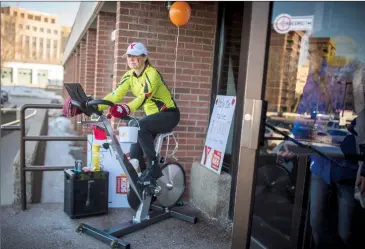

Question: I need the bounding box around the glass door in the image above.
[232,1,365,249]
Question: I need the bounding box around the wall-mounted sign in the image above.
[201,95,236,174]
[273,14,314,34]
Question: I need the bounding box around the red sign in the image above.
[116,174,128,194]
[211,150,222,171]
[203,145,212,165]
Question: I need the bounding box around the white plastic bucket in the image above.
[118,126,139,143]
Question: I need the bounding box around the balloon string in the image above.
[171,25,180,155]
[173,26,180,100]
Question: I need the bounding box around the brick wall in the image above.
[62,1,218,199]
[62,57,72,100]
[94,12,116,99]
[114,1,218,191]
[85,29,97,95]
[79,39,87,89]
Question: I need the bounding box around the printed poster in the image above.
[201,95,236,174]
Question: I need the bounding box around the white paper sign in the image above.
[87,135,131,208]
[273,14,314,34]
[201,95,236,174]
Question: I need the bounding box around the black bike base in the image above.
[75,204,198,249]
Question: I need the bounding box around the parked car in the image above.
[1,90,9,104]
[313,131,332,144]
[265,126,294,150]
[311,128,350,145]
[327,128,350,145]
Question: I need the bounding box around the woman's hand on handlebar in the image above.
[108,104,130,119]
[62,97,82,118]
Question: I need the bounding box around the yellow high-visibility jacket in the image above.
[98,65,177,116]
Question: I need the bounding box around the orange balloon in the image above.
[169,1,191,27]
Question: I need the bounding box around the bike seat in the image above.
[156,132,174,137]
[156,132,174,141]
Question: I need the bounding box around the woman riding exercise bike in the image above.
[63,42,180,187]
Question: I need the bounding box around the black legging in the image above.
[130,109,180,168]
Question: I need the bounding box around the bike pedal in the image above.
[176,201,184,206]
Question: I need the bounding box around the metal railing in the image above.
[1,104,87,210]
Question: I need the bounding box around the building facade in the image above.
[0,6,71,87]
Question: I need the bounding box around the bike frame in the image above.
[64,83,197,248]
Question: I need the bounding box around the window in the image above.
[13,11,17,17]
[44,17,48,22]
[54,30,58,35]
[1,8,10,15]
[40,28,44,32]
[47,29,51,34]
[28,14,34,20]
[51,19,55,24]
[35,16,41,21]
[252,2,365,248]
[19,24,23,29]
[21,13,24,18]
[210,2,244,174]
[26,25,30,30]
[33,27,37,32]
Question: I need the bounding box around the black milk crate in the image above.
[64,169,109,219]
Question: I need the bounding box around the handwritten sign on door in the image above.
[201,95,236,174]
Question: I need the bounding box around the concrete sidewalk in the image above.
[1,114,232,249]
[0,203,232,249]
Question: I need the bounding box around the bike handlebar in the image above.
[70,98,115,117]
[87,99,114,107]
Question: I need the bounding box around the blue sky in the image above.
[272,2,365,63]
[2,1,80,27]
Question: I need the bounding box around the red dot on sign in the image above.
[232,99,236,105]
[215,99,218,105]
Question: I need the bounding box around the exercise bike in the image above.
[64,83,197,249]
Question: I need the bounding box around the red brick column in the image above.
[114,2,129,93]
[79,39,87,89]
[84,29,97,95]
[74,48,80,83]
[94,12,116,100]
[69,52,75,84]
[110,2,132,129]
[62,58,72,101]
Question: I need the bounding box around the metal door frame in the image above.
[231,2,273,249]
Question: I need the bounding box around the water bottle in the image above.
[92,144,101,171]
[74,160,82,173]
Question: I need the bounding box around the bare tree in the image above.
[1,10,17,67]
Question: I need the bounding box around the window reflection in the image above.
[253,2,365,249]
[214,2,243,172]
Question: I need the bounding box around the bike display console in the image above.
[64,83,197,249]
